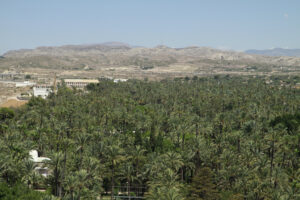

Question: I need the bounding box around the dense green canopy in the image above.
[0,75,299,199]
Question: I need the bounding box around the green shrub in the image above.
[0,182,45,200]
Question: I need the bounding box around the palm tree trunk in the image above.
[270,140,275,183]
[111,163,114,200]
[180,167,184,182]
[127,179,130,200]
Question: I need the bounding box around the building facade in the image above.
[64,79,99,88]
[33,85,52,99]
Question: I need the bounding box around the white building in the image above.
[15,81,36,87]
[113,78,128,83]
[64,79,99,88]
[29,150,51,177]
[33,85,52,99]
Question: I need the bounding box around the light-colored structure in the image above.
[29,150,51,163]
[29,150,51,177]
[0,70,25,80]
[33,85,52,99]
[0,73,16,80]
[16,81,35,87]
[113,78,128,83]
[64,79,99,88]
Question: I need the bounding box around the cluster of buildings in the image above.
[32,78,128,99]
[0,71,24,80]
[1,71,129,100]
[32,79,101,99]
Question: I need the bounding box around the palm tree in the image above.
[146,168,185,200]
[82,156,103,198]
[162,152,184,172]
[0,132,29,184]
[74,133,90,169]
[128,145,146,181]
[22,159,40,188]
[144,152,163,178]
[179,149,195,182]
[187,167,219,200]
[45,152,64,197]
[121,162,137,200]
[63,174,77,200]
[103,139,125,200]
[74,169,89,200]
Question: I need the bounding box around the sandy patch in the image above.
[0,98,28,108]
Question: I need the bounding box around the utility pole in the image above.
[53,73,57,94]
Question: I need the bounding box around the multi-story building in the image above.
[64,79,99,88]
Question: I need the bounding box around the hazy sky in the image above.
[1,0,299,54]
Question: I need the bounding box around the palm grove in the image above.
[0,76,299,200]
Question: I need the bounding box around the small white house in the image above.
[29,150,51,177]
[33,85,52,99]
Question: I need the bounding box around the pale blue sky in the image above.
[0,0,299,54]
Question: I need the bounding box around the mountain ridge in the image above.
[245,48,300,57]
[1,43,299,78]
[2,43,300,65]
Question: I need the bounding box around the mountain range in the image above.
[245,48,300,57]
[1,43,300,78]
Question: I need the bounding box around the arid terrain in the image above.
[1,43,300,80]
[0,82,29,105]
[0,43,299,105]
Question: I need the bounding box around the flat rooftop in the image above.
[64,79,99,83]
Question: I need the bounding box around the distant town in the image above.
[0,68,128,107]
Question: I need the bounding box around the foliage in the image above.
[0,182,45,200]
[25,75,31,79]
[187,167,219,200]
[0,107,15,121]
[0,75,299,199]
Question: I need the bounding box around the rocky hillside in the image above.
[1,43,300,77]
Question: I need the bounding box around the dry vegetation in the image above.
[0,83,30,105]
[0,43,299,102]
[0,99,27,108]
[0,44,299,81]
